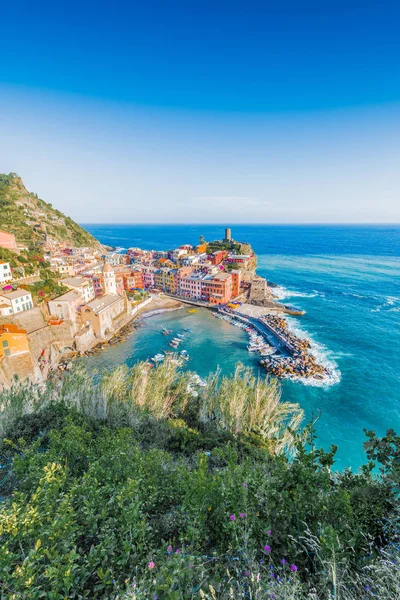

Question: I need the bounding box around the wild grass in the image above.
[0,358,304,454]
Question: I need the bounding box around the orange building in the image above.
[196,243,207,254]
[202,273,233,305]
[231,269,242,298]
[209,250,228,265]
[0,324,29,359]
[114,268,144,291]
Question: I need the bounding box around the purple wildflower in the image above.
[366,586,370,592]
[244,570,249,577]
[148,561,155,569]
[239,512,246,519]
[290,564,298,572]
[167,545,173,553]
[175,549,181,554]
[280,558,287,565]
[263,544,271,554]
[267,529,272,536]
[243,483,248,488]
[230,514,236,521]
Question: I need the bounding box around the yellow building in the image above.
[0,324,30,359]
[165,269,176,293]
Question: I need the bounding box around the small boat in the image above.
[151,353,165,363]
[176,333,185,340]
[161,327,172,335]
[183,328,191,332]
[187,309,197,313]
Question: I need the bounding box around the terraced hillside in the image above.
[0,173,100,249]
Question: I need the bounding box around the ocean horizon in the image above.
[83,223,400,470]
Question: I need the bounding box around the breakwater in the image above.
[222,309,331,383]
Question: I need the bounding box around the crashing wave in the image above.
[284,316,341,388]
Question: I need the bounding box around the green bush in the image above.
[0,364,399,598]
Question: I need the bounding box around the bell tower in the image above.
[102,262,117,295]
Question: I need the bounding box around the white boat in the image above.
[151,353,165,363]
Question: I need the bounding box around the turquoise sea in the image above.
[83,224,400,470]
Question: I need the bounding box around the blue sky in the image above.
[1,1,400,223]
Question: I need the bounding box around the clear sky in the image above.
[1,0,400,223]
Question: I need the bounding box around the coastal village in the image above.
[0,166,331,388]
[0,221,332,387]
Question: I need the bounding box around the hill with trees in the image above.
[0,173,101,250]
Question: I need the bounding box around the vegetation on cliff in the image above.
[0,361,399,599]
[0,173,100,250]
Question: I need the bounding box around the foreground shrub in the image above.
[0,363,399,598]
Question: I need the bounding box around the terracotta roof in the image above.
[0,324,27,335]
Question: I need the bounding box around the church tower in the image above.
[102,262,117,295]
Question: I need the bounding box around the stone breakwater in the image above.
[258,314,331,382]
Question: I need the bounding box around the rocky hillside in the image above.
[0,173,101,249]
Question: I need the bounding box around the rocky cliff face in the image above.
[0,173,101,249]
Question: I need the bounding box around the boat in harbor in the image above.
[187,309,197,313]
[180,350,190,361]
[151,353,165,363]
[161,327,172,335]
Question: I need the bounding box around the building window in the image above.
[2,340,9,347]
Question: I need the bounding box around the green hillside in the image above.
[0,173,100,249]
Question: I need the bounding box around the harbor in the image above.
[216,307,332,383]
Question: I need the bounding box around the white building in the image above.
[61,277,95,304]
[48,290,82,325]
[102,263,117,295]
[0,261,12,284]
[0,289,33,316]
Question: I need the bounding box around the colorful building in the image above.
[209,250,228,265]
[141,266,157,289]
[0,324,29,359]
[179,272,205,299]
[231,269,242,298]
[196,243,207,254]
[201,273,233,305]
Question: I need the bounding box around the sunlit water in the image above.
[83,224,400,470]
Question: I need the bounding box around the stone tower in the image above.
[102,262,117,295]
[224,227,232,242]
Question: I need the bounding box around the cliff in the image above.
[0,173,101,250]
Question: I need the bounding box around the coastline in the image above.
[55,295,184,368]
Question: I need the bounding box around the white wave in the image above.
[284,317,341,388]
[370,295,400,313]
[272,285,320,300]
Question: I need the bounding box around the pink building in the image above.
[0,231,17,251]
[141,266,156,289]
[179,273,204,299]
